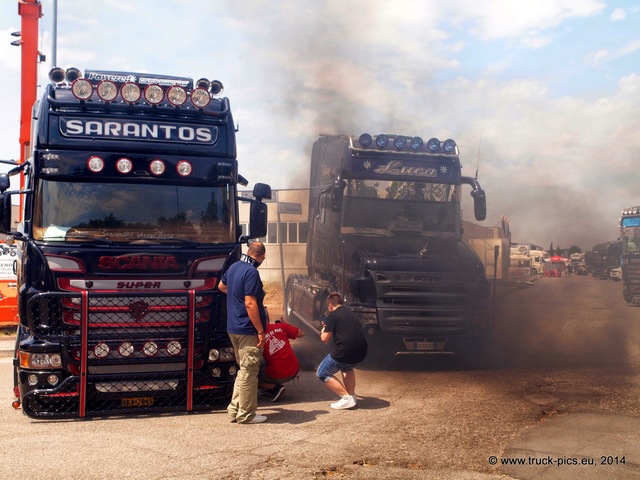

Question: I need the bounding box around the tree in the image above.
[568,245,582,256]
[549,242,555,256]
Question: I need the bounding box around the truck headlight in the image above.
[19,352,63,369]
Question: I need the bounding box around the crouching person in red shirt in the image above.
[259,314,305,402]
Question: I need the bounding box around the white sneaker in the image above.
[243,414,267,424]
[330,395,356,410]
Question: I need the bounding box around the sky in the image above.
[1,0,639,252]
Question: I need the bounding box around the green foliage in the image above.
[568,245,582,256]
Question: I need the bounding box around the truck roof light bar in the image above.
[357,133,457,154]
[50,68,224,109]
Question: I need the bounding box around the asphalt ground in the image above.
[5,276,639,479]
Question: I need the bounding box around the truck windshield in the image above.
[622,225,640,254]
[341,180,459,234]
[33,180,234,244]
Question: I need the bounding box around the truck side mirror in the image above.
[471,188,487,221]
[252,183,272,201]
[0,193,12,234]
[248,201,268,239]
[0,173,10,193]
[330,179,345,212]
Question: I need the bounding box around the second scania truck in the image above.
[284,133,491,357]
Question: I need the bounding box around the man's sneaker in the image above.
[269,384,286,402]
[243,414,267,424]
[330,395,356,410]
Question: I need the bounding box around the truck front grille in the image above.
[372,270,482,335]
[21,291,233,419]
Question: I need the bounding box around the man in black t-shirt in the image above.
[316,293,368,410]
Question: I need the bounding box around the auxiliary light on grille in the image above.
[143,342,158,357]
[119,342,135,357]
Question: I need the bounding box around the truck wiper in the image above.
[64,234,115,245]
[130,237,198,245]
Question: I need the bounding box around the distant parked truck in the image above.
[620,207,640,303]
[509,254,531,278]
[529,249,548,275]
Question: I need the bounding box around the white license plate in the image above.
[404,340,441,351]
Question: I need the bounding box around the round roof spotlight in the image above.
[149,159,166,176]
[71,78,93,100]
[87,156,105,173]
[65,67,82,83]
[427,137,441,152]
[121,82,142,103]
[443,139,457,153]
[97,80,118,102]
[195,78,210,90]
[167,85,187,106]
[176,160,192,176]
[358,133,373,147]
[116,157,133,174]
[410,136,424,151]
[375,134,389,148]
[49,67,66,84]
[394,136,407,150]
[143,84,164,105]
[191,87,211,108]
[210,80,224,95]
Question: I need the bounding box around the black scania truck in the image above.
[284,133,490,357]
[0,68,270,418]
